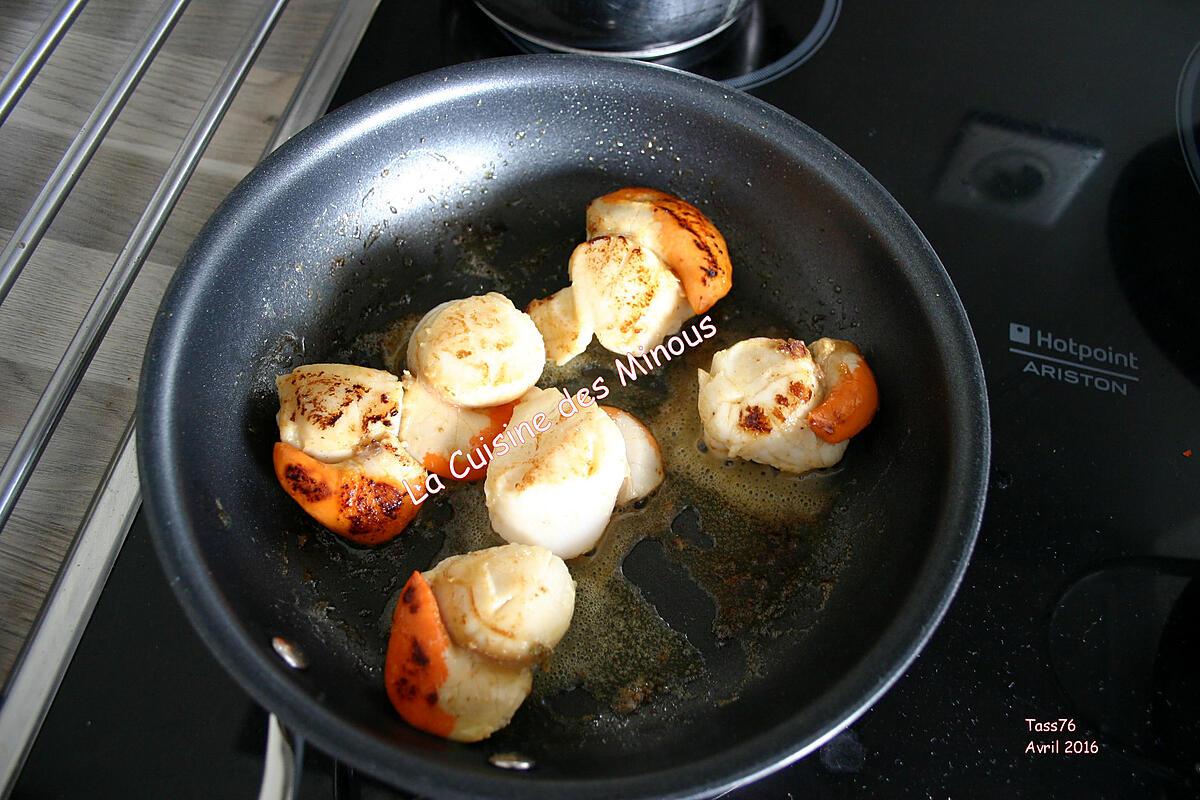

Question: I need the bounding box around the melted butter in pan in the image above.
[354,305,847,716]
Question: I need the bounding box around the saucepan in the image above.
[137,55,989,798]
[473,0,753,57]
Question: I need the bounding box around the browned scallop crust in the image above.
[586,187,733,315]
[273,441,423,546]
[738,405,772,434]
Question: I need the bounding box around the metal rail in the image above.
[0,0,191,307]
[262,0,380,157]
[0,0,291,531]
[0,0,89,128]
[0,2,376,791]
[0,420,138,798]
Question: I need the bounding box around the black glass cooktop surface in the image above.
[13,0,1200,797]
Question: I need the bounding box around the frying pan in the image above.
[137,55,989,798]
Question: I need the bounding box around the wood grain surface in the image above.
[0,0,344,684]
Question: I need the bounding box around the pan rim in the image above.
[138,53,990,800]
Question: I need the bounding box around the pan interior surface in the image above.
[138,56,988,799]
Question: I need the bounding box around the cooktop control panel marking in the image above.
[1008,321,1139,396]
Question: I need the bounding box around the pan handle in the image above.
[258,713,305,800]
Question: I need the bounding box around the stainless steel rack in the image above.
[0,0,88,128]
[0,0,286,531]
[0,0,380,792]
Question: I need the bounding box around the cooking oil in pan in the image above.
[351,303,845,718]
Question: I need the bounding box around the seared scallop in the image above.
[274,364,426,545]
[698,337,875,474]
[272,440,426,546]
[525,286,593,366]
[276,364,403,462]
[602,406,664,506]
[586,187,732,314]
[385,544,576,741]
[426,543,575,665]
[569,235,693,356]
[484,387,627,559]
[385,570,533,742]
[406,293,546,408]
[398,372,514,481]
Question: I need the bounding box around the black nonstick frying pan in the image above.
[137,55,989,799]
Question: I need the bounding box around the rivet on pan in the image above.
[488,752,535,771]
[271,636,309,670]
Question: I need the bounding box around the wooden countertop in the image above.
[0,0,349,684]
